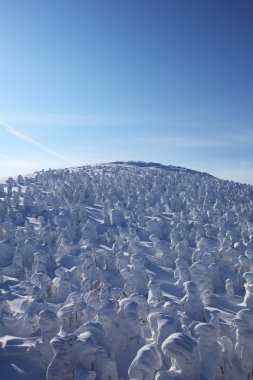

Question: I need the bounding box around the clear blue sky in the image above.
[0,0,252,183]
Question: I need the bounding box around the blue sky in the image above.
[0,0,252,183]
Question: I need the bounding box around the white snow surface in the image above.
[0,162,253,379]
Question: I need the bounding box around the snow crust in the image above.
[0,162,253,379]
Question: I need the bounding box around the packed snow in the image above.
[0,161,253,380]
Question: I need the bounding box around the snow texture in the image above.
[0,161,253,379]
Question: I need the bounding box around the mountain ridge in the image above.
[109,161,214,178]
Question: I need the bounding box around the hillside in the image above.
[0,162,253,380]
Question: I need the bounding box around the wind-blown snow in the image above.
[0,162,253,379]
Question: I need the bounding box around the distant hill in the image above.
[109,160,214,177]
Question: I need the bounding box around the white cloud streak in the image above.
[140,130,253,149]
[0,120,77,166]
[139,135,225,148]
[1,112,142,127]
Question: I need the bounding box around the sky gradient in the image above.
[0,0,252,183]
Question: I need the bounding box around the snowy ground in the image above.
[0,162,253,380]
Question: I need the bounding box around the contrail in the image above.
[0,120,77,166]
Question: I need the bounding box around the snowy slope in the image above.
[110,161,214,177]
[0,162,253,380]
